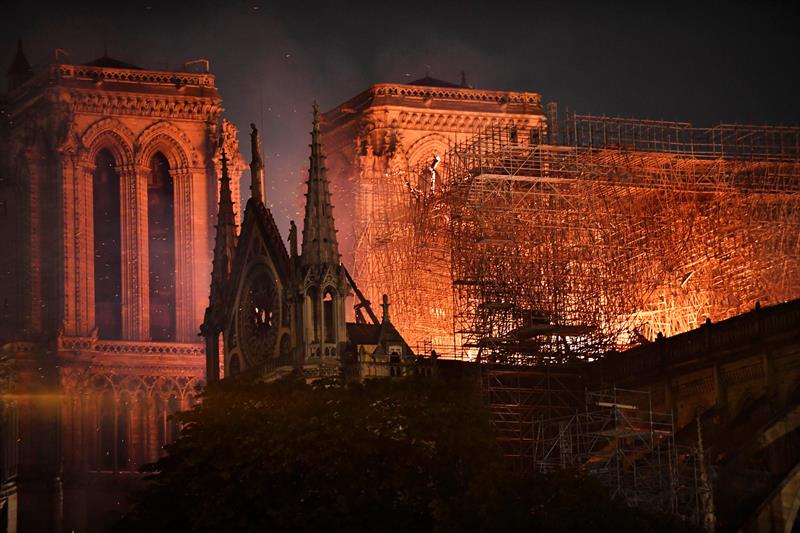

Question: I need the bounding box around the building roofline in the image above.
[323,81,543,125]
[5,61,218,98]
[49,62,217,87]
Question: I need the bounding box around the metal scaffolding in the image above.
[346,114,796,521]
[484,366,583,469]
[352,150,456,356]
[352,112,800,363]
[439,116,798,362]
[530,387,702,521]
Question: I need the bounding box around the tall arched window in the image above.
[93,149,122,339]
[323,290,335,343]
[148,152,176,341]
[306,287,320,342]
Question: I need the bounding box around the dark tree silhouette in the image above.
[115,375,698,533]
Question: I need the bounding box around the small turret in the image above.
[7,39,33,92]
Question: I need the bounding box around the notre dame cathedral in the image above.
[0,35,543,533]
[0,42,417,532]
[0,42,244,533]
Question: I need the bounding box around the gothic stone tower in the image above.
[320,77,546,351]
[0,46,242,533]
[204,105,350,383]
[298,104,349,368]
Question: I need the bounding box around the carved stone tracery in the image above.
[81,117,136,163]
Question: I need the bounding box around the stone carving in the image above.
[81,117,136,163]
[134,119,199,168]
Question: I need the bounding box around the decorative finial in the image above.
[381,294,390,323]
[220,146,228,174]
[460,71,467,88]
[249,122,265,203]
[8,39,34,90]
[312,101,321,132]
[250,123,260,147]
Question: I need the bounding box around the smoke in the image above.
[4,0,800,244]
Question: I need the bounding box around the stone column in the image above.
[316,289,325,357]
[294,292,305,368]
[61,152,95,336]
[336,288,347,354]
[59,384,76,471]
[172,168,195,342]
[193,168,211,341]
[120,164,149,340]
[146,394,160,463]
[128,394,145,470]
[79,388,90,471]
[25,145,45,336]
[179,392,189,413]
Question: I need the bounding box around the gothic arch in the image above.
[232,257,284,365]
[81,117,135,165]
[118,375,147,395]
[405,133,451,169]
[135,120,201,342]
[89,373,117,393]
[135,120,198,169]
[154,375,182,400]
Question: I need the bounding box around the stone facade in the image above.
[598,299,800,531]
[0,46,242,532]
[202,106,416,384]
[320,77,547,349]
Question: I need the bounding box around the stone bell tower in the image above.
[0,46,242,533]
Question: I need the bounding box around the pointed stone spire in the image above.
[203,148,238,384]
[289,220,298,259]
[7,39,33,91]
[301,102,340,267]
[209,147,237,311]
[249,123,265,204]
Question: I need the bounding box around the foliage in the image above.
[115,375,698,533]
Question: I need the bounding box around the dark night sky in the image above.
[4,0,800,236]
